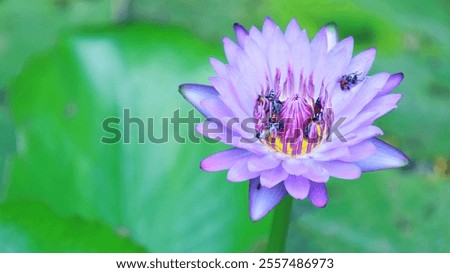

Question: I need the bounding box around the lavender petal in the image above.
[284,175,310,200]
[320,161,362,180]
[281,159,307,176]
[234,23,248,46]
[302,160,330,182]
[249,177,287,222]
[227,157,260,182]
[262,17,277,40]
[345,47,376,78]
[200,148,252,172]
[248,154,280,172]
[308,181,328,208]
[178,84,219,118]
[285,18,301,46]
[325,23,338,52]
[355,138,409,171]
[379,72,404,95]
[260,165,289,188]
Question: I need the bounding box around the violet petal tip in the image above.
[249,177,287,222]
[356,138,409,172]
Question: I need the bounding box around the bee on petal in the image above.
[340,72,363,91]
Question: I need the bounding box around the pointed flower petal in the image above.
[200,148,252,172]
[325,23,338,52]
[248,154,280,172]
[285,18,301,46]
[340,140,377,162]
[355,138,409,171]
[284,175,310,199]
[379,73,404,95]
[249,177,287,222]
[227,157,259,182]
[320,161,362,179]
[345,47,376,78]
[260,165,289,188]
[324,36,354,88]
[262,17,277,40]
[234,23,248,46]
[302,160,330,182]
[282,159,307,176]
[178,84,218,118]
[311,26,329,59]
[308,182,328,208]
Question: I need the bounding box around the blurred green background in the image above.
[0,0,449,252]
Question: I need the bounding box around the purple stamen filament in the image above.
[254,87,331,157]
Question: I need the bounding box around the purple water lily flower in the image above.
[179,18,408,221]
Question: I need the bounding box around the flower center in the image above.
[254,90,332,156]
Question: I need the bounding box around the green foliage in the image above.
[0,201,145,252]
[0,106,15,190]
[288,171,450,252]
[0,0,112,87]
[6,25,272,252]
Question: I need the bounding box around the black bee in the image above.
[267,90,276,101]
[256,121,283,140]
[313,97,322,114]
[255,90,285,139]
[256,130,268,139]
[269,122,283,134]
[340,72,362,91]
[256,95,269,109]
[304,121,312,138]
[271,99,282,113]
[303,121,320,144]
[304,98,323,138]
[312,98,323,122]
[265,90,282,113]
[312,112,322,122]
